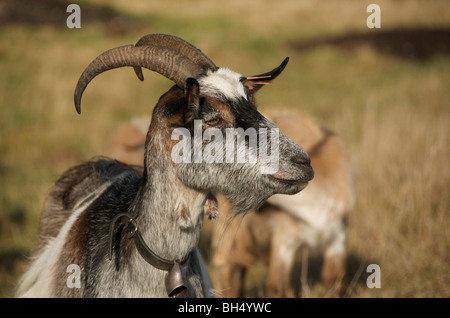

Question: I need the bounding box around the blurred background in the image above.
[0,0,448,297]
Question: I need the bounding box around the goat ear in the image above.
[184,78,201,123]
[241,57,289,93]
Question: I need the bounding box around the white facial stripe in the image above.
[198,68,247,101]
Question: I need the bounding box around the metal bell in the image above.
[165,261,187,297]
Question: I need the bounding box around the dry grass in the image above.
[346,103,449,297]
[0,0,449,297]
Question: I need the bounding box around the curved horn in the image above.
[245,57,289,81]
[133,34,217,81]
[74,44,204,114]
[241,57,289,92]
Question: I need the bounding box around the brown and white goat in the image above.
[108,109,354,298]
[15,34,313,297]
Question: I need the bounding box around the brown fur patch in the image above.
[54,207,90,297]
[204,96,236,126]
[178,204,189,220]
[204,192,219,220]
[145,87,186,162]
[153,86,186,126]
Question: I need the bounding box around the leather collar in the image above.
[108,212,190,271]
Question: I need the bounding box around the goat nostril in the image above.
[291,154,311,167]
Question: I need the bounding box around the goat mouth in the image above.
[268,175,309,188]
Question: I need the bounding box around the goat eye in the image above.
[205,117,222,126]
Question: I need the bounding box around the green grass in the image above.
[1,0,449,297]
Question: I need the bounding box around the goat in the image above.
[108,109,354,297]
[15,34,314,298]
[211,109,355,297]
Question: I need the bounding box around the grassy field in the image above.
[0,0,449,297]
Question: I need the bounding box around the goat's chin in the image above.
[222,191,271,215]
[268,176,309,195]
[208,178,309,214]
